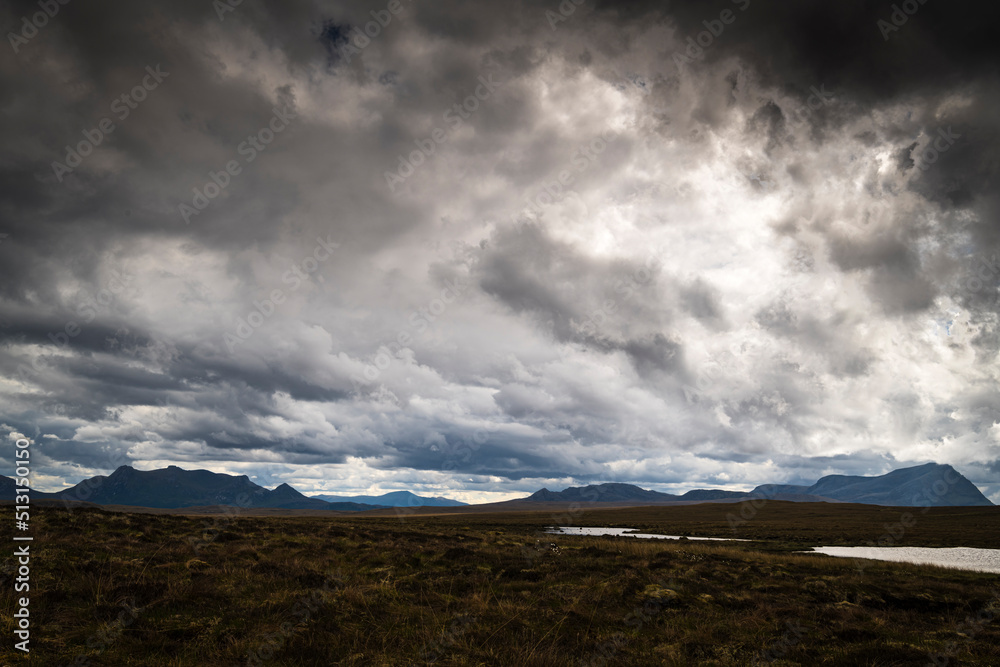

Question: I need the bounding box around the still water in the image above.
[546,526,748,541]
[806,546,1000,574]
[547,527,1000,573]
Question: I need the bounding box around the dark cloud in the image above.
[0,0,997,502]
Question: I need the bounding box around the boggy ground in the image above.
[1,504,999,666]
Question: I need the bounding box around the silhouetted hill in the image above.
[800,463,992,507]
[0,466,385,511]
[85,465,267,508]
[750,483,812,497]
[2,462,991,511]
[679,489,749,501]
[528,483,679,503]
[258,483,337,510]
[526,464,993,507]
[314,490,467,507]
[0,475,18,499]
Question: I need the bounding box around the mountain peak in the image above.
[524,464,992,507]
[312,489,468,507]
[807,463,992,506]
[526,482,678,503]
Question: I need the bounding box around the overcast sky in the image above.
[2,0,999,503]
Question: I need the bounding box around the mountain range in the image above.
[0,462,992,510]
[526,463,993,507]
[0,465,383,511]
[312,491,467,507]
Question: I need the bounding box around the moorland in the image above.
[2,501,999,665]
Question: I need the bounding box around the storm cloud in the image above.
[1,0,998,502]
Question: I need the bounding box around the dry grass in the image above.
[1,505,998,665]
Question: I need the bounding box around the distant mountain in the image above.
[257,482,364,511]
[525,463,994,507]
[0,475,21,499]
[527,483,678,503]
[78,465,272,508]
[0,465,384,511]
[678,489,750,501]
[750,484,812,497]
[524,483,828,504]
[2,462,992,511]
[313,490,467,507]
[794,463,993,507]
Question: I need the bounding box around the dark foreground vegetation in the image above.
[2,503,999,665]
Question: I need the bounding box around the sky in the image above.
[2,0,999,504]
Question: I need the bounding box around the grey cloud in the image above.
[1,0,997,499]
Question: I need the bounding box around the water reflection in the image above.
[546,526,748,541]
[806,546,1000,574]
